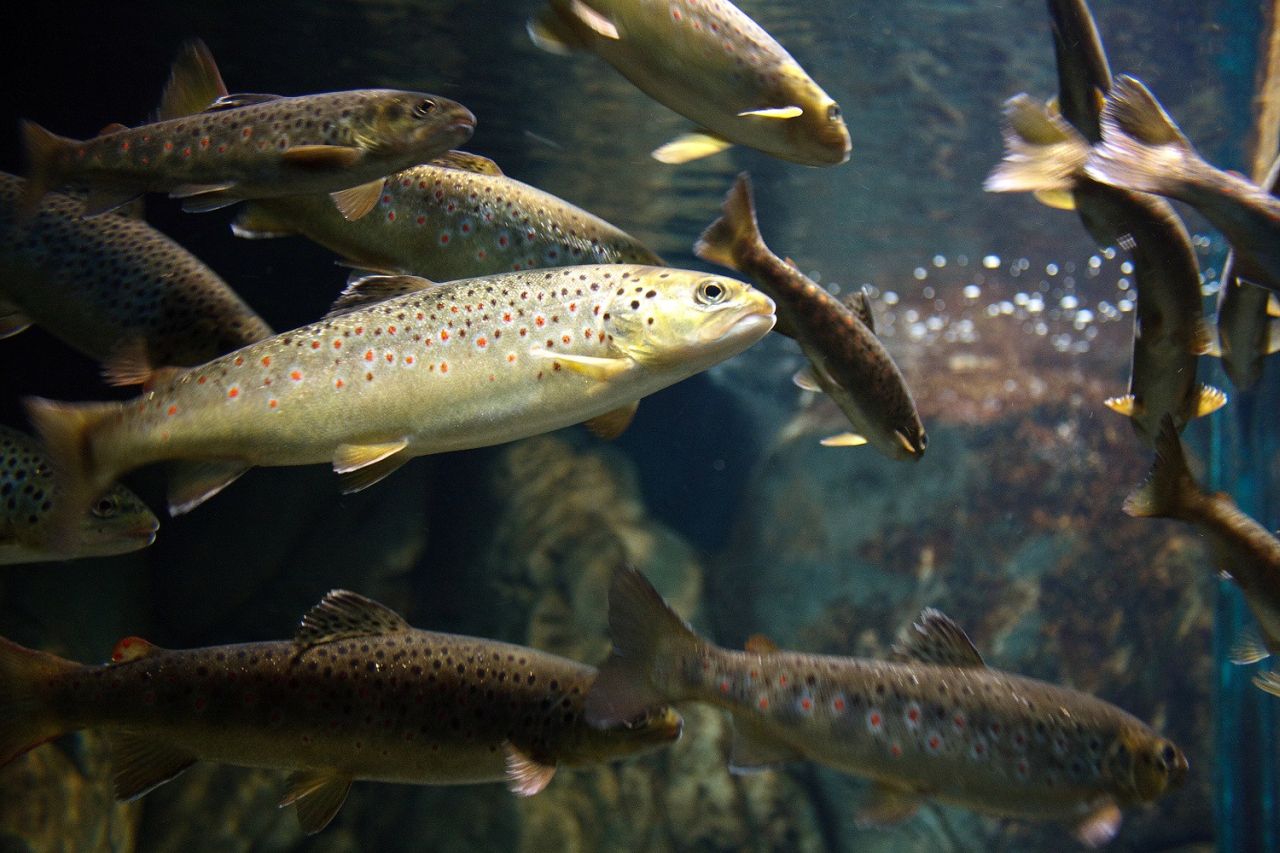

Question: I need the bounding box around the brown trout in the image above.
[1125,415,1280,697]
[0,171,271,384]
[0,589,682,833]
[528,0,850,166]
[21,40,475,221]
[27,265,774,528]
[1085,76,1280,295]
[231,152,664,277]
[985,96,1225,445]
[0,425,156,565]
[696,172,925,460]
[586,568,1186,847]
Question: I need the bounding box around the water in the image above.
[0,1,1274,850]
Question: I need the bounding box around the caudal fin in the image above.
[18,120,72,218]
[584,567,705,728]
[984,94,1090,198]
[1084,75,1196,197]
[0,636,78,766]
[24,396,129,550]
[1123,414,1202,520]
[694,172,767,273]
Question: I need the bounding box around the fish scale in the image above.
[0,172,271,375]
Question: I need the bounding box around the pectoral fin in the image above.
[108,733,197,801]
[1193,385,1227,418]
[728,721,801,773]
[331,179,386,221]
[566,0,620,39]
[855,782,923,828]
[0,302,31,339]
[1103,394,1137,417]
[1074,802,1122,848]
[584,401,639,440]
[83,187,145,218]
[281,144,365,170]
[792,366,822,392]
[820,433,868,447]
[737,106,803,119]
[744,634,779,655]
[652,131,733,164]
[1033,188,1078,210]
[504,743,557,795]
[333,439,411,493]
[530,349,634,382]
[168,460,250,515]
[279,769,353,835]
[1228,632,1271,665]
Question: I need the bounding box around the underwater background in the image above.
[0,0,1274,850]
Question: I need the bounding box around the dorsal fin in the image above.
[295,590,411,647]
[154,39,229,121]
[892,608,985,668]
[202,92,284,112]
[844,287,876,333]
[744,634,779,655]
[429,150,504,175]
[325,274,435,318]
[95,122,130,138]
[110,636,162,664]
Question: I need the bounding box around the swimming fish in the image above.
[527,0,850,166]
[1208,154,1280,391]
[586,568,1186,847]
[21,40,476,221]
[0,425,156,565]
[695,172,925,460]
[1124,415,1280,696]
[0,589,682,833]
[0,172,272,384]
[230,152,664,277]
[26,265,774,530]
[1085,76,1280,294]
[985,96,1224,445]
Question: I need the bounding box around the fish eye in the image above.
[919,433,928,449]
[1159,744,1177,767]
[91,495,120,519]
[695,279,727,305]
[412,99,436,119]
[827,104,842,121]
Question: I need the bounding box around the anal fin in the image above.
[504,742,557,795]
[1229,633,1271,665]
[108,733,197,801]
[168,460,251,515]
[333,439,410,493]
[584,402,639,440]
[279,769,352,834]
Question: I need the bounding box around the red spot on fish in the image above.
[561,334,570,344]
[197,376,206,384]
[141,156,150,165]
[228,387,239,399]
[953,713,966,731]
[242,127,252,138]
[440,330,450,341]
[381,195,391,204]
[440,362,448,373]
[503,312,512,322]
[416,312,425,321]
[290,371,302,381]
[387,211,396,222]
[890,743,902,758]
[869,712,882,729]
[535,316,545,327]
[928,735,941,751]
[778,675,787,687]
[262,356,271,367]
[506,354,516,363]
[519,328,527,337]
[488,374,495,382]
[907,707,920,723]
[217,144,226,153]
[355,326,364,335]
[388,326,396,335]
[801,697,812,711]
[477,337,487,348]
[167,405,177,416]
[269,399,278,408]
[405,355,414,365]
[719,679,730,694]
[440,233,450,245]
[498,235,509,248]
[120,140,130,152]
[335,379,344,388]
[164,141,174,151]
[416,215,426,225]
[672,8,681,19]
[758,696,769,710]
[200,137,210,149]
[365,350,374,361]
[182,147,192,157]
[385,353,393,362]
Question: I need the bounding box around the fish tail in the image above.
[0,635,78,767]
[1085,75,1196,196]
[24,397,130,550]
[695,172,767,272]
[1123,414,1201,520]
[983,94,1090,197]
[584,567,706,728]
[18,120,72,218]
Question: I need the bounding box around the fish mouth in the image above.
[652,707,683,742]
[699,295,777,344]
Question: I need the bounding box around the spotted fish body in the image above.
[21,41,475,219]
[231,154,665,278]
[0,590,681,833]
[587,569,1186,845]
[28,265,774,524]
[528,0,850,166]
[696,173,925,460]
[0,426,156,564]
[0,172,271,378]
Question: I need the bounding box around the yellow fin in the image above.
[108,733,197,801]
[1074,802,1122,848]
[1033,188,1078,210]
[584,401,638,440]
[331,179,385,222]
[295,590,411,647]
[279,769,353,835]
[282,144,364,170]
[154,39,228,121]
[504,742,557,796]
[737,106,803,119]
[1193,384,1227,418]
[1229,633,1271,665]
[855,782,923,828]
[744,633,779,655]
[1254,670,1280,697]
[530,349,633,382]
[652,131,733,165]
[333,439,410,493]
[1103,394,1137,417]
[820,432,868,447]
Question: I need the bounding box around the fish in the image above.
[1124,415,1280,697]
[527,0,850,166]
[1084,76,1280,294]
[0,588,682,833]
[20,39,476,221]
[1046,0,1112,146]
[230,151,665,278]
[586,567,1187,847]
[695,172,925,460]
[1208,154,1280,391]
[0,171,272,385]
[985,95,1224,446]
[0,425,156,564]
[26,265,775,531]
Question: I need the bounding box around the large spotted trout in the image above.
[586,568,1186,847]
[21,40,474,221]
[0,590,682,833]
[27,266,774,530]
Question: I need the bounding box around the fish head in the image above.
[1104,728,1188,803]
[767,66,851,166]
[562,702,683,765]
[602,270,775,373]
[889,422,928,461]
[352,91,476,156]
[71,485,159,556]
